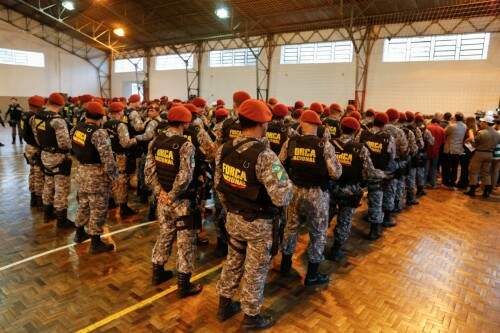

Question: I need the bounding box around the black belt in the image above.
[477,150,493,153]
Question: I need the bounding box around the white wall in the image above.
[0,20,100,99]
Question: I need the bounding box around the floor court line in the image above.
[0,220,158,272]
[75,263,223,333]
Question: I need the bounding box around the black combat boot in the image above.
[304,262,329,286]
[464,185,477,197]
[90,235,114,254]
[43,204,56,223]
[35,195,43,208]
[177,272,202,298]
[279,254,292,277]
[30,192,37,207]
[368,223,381,240]
[217,296,241,322]
[214,237,228,258]
[325,241,345,262]
[147,201,157,221]
[482,185,493,198]
[119,203,136,217]
[416,186,426,197]
[151,263,173,285]
[382,210,396,227]
[74,226,90,243]
[108,197,117,209]
[242,313,274,330]
[55,209,74,229]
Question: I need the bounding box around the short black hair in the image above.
[86,111,103,120]
[239,115,259,129]
[168,121,183,127]
[341,126,355,135]
[291,110,301,119]
[431,118,440,124]
[444,112,452,120]
[373,119,385,128]
[455,113,464,122]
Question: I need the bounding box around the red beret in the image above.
[399,112,407,122]
[183,103,201,114]
[365,108,375,117]
[341,116,360,131]
[374,112,389,125]
[216,99,225,106]
[346,104,357,112]
[350,111,361,121]
[238,99,272,123]
[415,114,424,123]
[86,101,105,117]
[168,106,192,123]
[109,102,125,113]
[329,103,342,113]
[294,101,304,109]
[300,110,322,126]
[310,102,323,114]
[192,97,206,108]
[93,98,104,106]
[405,111,414,122]
[28,95,45,108]
[111,97,120,103]
[272,103,288,118]
[48,92,65,106]
[233,91,251,105]
[119,97,127,102]
[323,107,331,117]
[268,97,278,106]
[386,108,400,121]
[215,108,229,119]
[80,94,93,104]
[128,94,141,103]
[172,98,182,103]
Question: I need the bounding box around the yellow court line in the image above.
[75,263,223,333]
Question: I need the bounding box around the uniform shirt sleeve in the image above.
[130,110,145,132]
[256,149,293,207]
[324,141,342,179]
[360,145,386,180]
[135,119,158,141]
[145,139,160,196]
[424,128,435,146]
[52,118,71,150]
[408,130,418,155]
[278,138,290,163]
[415,127,424,149]
[196,126,217,162]
[214,145,228,209]
[118,123,137,148]
[168,141,195,202]
[396,127,409,157]
[388,135,397,160]
[92,129,118,181]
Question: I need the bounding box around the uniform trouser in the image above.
[442,153,460,187]
[151,199,196,274]
[469,152,493,186]
[137,154,149,195]
[458,152,472,187]
[76,190,110,235]
[213,191,226,239]
[25,145,44,196]
[11,122,21,142]
[42,174,70,210]
[416,165,426,187]
[382,178,396,212]
[112,154,128,204]
[216,212,273,316]
[406,168,417,202]
[334,205,356,246]
[367,185,383,224]
[425,157,439,187]
[395,175,406,210]
[282,186,329,263]
[492,159,500,188]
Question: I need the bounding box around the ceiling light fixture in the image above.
[215,7,229,19]
[61,1,75,11]
[113,27,125,37]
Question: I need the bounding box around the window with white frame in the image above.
[156,53,193,70]
[209,48,259,67]
[114,57,144,73]
[280,41,354,64]
[383,32,490,62]
[0,48,45,67]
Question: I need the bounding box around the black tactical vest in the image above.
[72,123,101,164]
[8,104,22,121]
[286,135,329,189]
[152,134,192,195]
[323,118,341,140]
[103,119,126,154]
[359,130,391,171]
[122,108,143,137]
[156,120,169,135]
[34,110,67,153]
[266,120,288,155]
[216,138,273,215]
[334,139,363,184]
[20,112,38,146]
[221,118,242,143]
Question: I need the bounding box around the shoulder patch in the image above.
[271,160,287,184]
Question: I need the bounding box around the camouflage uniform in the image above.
[396,125,417,209]
[216,136,292,316]
[25,144,44,197]
[279,138,342,263]
[75,129,118,235]
[333,134,386,246]
[111,123,137,204]
[146,128,197,274]
[417,127,435,187]
[383,123,408,212]
[135,116,161,199]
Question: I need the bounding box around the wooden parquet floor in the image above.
[0,128,499,333]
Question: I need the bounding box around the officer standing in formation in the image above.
[145,105,202,297]
[265,103,292,155]
[22,96,46,208]
[415,114,435,196]
[279,110,342,285]
[33,93,74,228]
[215,99,292,329]
[5,97,24,144]
[72,102,118,253]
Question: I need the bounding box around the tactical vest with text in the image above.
[72,122,101,164]
[34,110,66,153]
[221,118,242,143]
[323,118,341,140]
[103,119,126,154]
[20,112,37,146]
[334,139,363,184]
[286,135,329,188]
[359,130,391,171]
[266,120,288,155]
